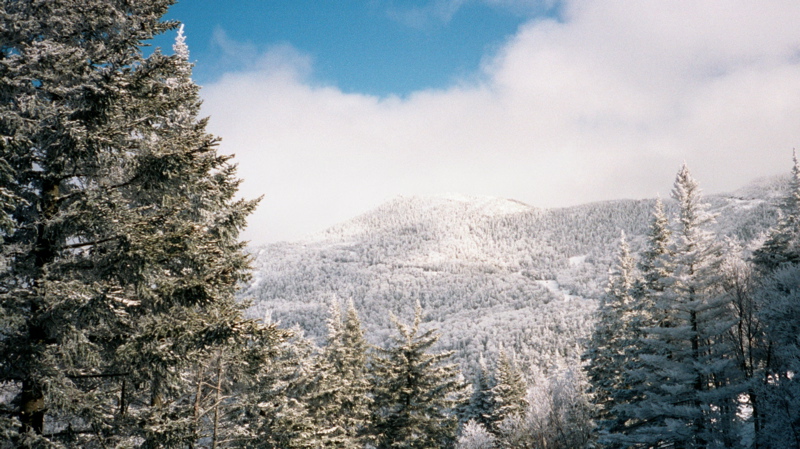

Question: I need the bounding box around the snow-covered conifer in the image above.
[339,298,372,429]
[369,302,465,449]
[638,197,672,297]
[584,231,640,443]
[0,2,259,446]
[465,356,496,429]
[753,151,800,271]
[239,332,322,449]
[489,350,528,433]
[625,164,736,449]
[750,154,800,448]
[305,299,371,448]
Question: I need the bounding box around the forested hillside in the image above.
[245,177,781,375]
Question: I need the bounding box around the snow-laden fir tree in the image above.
[0,2,259,447]
[626,164,736,449]
[628,197,672,363]
[755,265,800,449]
[464,356,495,430]
[637,197,672,297]
[368,302,465,449]
[584,231,639,446]
[305,299,371,448]
[753,150,800,271]
[601,196,674,449]
[240,331,322,449]
[338,299,372,439]
[749,153,800,448]
[489,350,528,435]
[304,300,349,447]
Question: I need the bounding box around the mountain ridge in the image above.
[244,175,784,376]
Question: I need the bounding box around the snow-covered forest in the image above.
[2,1,800,449]
[246,179,780,375]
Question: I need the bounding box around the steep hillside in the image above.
[244,177,783,376]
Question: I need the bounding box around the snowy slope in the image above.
[244,179,781,376]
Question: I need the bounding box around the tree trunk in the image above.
[211,354,224,449]
[20,181,60,436]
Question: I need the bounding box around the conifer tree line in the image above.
[584,159,800,449]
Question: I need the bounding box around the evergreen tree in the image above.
[465,356,496,430]
[598,204,670,449]
[638,197,672,297]
[750,153,800,448]
[753,150,800,271]
[489,350,528,434]
[338,299,372,439]
[369,302,465,449]
[584,231,639,445]
[0,2,258,447]
[304,299,347,446]
[755,266,800,449]
[626,164,735,449]
[241,331,322,449]
[305,299,371,448]
[592,199,672,448]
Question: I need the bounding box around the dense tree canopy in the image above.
[0,1,258,446]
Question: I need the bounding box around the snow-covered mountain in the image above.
[243,176,783,376]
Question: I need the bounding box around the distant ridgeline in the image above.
[243,177,783,377]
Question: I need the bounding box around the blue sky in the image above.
[153,1,555,96]
[152,1,800,245]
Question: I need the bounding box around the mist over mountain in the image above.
[244,175,783,376]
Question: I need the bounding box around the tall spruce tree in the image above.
[626,165,735,449]
[0,2,258,447]
[305,299,371,448]
[753,151,800,271]
[261,335,326,449]
[584,231,639,446]
[750,153,800,448]
[338,299,372,441]
[304,299,347,446]
[464,356,495,430]
[638,197,672,298]
[755,265,800,449]
[368,302,465,449]
[603,200,673,448]
[489,350,528,434]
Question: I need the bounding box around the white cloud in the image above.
[385,0,557,27]
[201,0,800,244]
[207,28,314,79]
[386,0,469,28]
